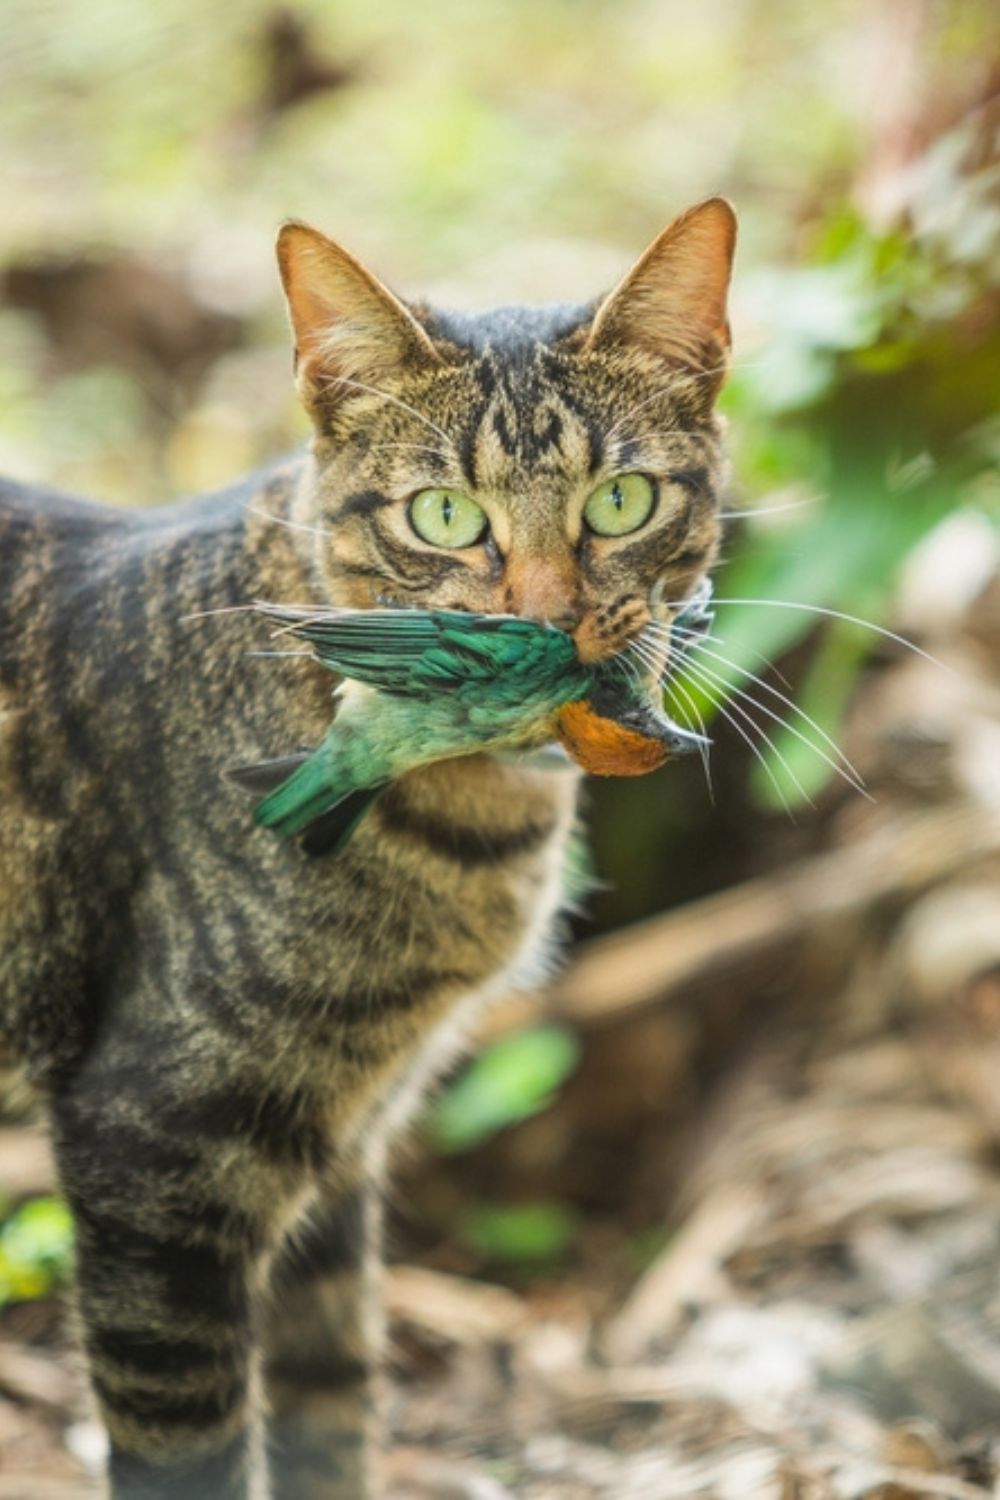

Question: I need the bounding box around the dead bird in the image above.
[232,593,712,856]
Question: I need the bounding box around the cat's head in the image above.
[279,199,735,663]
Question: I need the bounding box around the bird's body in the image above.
[234,604,709,855]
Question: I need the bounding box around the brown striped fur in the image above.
[0,198,735,1498]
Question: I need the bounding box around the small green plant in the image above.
[426,1028,583,1270]
[0,1196,75,1307]
[427,1024,580,1155]
[460,1201,578,1265]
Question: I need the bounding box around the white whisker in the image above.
[628,635,669,678]
[719,496,818,520]
[246,649,315,659]
[628,636,671,685]
[251,601,346,640]
[605,386,710,441]
[369,440,453,462]
[671,660,797,816]
[623,636,714,800]
[651,621,795,692]
[268,620,329,641]
[666,630,867,792]
[318,374,454,448]
[629,636,668,678]
[657,622,729,645]
[605,360,747,443]
[677,648,867,799]
[663,674,714,803]
[659,596,950,674]
[249,506,334,541]
[678,653,816,808]
[180,603,258,624]
[253,601,339,617]
[620,645,653,696]
[681,656,812,812]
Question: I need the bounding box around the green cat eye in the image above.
[409,488,488,549]
[583,473,656,537]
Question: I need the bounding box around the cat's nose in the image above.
[506,558,580,631]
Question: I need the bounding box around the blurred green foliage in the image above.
[428,1025,580,1154]
[597,117,1000,907]
[459,1201,578,1266]
[0,1197,74,1307]
[696,141,1000,804]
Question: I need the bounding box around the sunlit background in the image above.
[1,3,999,1495]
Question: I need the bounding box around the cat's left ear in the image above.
[586,197,737,392]
[277,221,443,420]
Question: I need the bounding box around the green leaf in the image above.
[0,1196,75,1307]
[428,1025,580,1154]
[460,1201,577,1264]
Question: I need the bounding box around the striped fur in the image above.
[0,199,734,1498]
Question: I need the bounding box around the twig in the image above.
[384,1265,527,1345]
[845,1465,992,1500]
[486,804,1000,1036]
[603,1184,765,1363]
[0,1342,77,1414]
[0,1127,54,1198]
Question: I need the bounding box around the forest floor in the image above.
[3,580,1000,1499]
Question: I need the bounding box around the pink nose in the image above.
[507,558,581,630]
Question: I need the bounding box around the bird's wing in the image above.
[256,607,580,697]
[419,614,580,694]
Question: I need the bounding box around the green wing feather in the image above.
[256,607,581,698]
[249,741,388,856]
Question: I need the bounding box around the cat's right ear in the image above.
[585,197,737,392]
[277,222,443,421]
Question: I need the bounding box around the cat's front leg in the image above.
[52,1096,273,1500]
[264,1181,383,1500]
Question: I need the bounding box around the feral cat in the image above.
[0,197,735,1498]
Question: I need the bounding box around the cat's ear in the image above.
[586,197,737,389]
[277,221,443,417]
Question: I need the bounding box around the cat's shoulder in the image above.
[0,472,123,535]
[0,452,306,542]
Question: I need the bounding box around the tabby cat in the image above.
[0,196,735,1499]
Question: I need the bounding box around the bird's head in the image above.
[555,642,711,777]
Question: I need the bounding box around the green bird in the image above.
[232,598,711,858]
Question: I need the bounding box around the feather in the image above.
[249,732,389,856]
[301,786,384,858]
[257,606,579,699]
[227,751,312,796]
[253,746,340,837]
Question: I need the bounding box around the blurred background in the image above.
[1,1,999,1495]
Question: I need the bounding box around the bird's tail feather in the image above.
[299,785,384,858]
[228,750,385,856]
[227,750,311,797]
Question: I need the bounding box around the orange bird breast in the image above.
[555,700,668,777]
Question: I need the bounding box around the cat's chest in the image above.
[197,755,578,1054]
[201,759,579,1151]
[262,761,576,987]
[313,779,578,1150]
